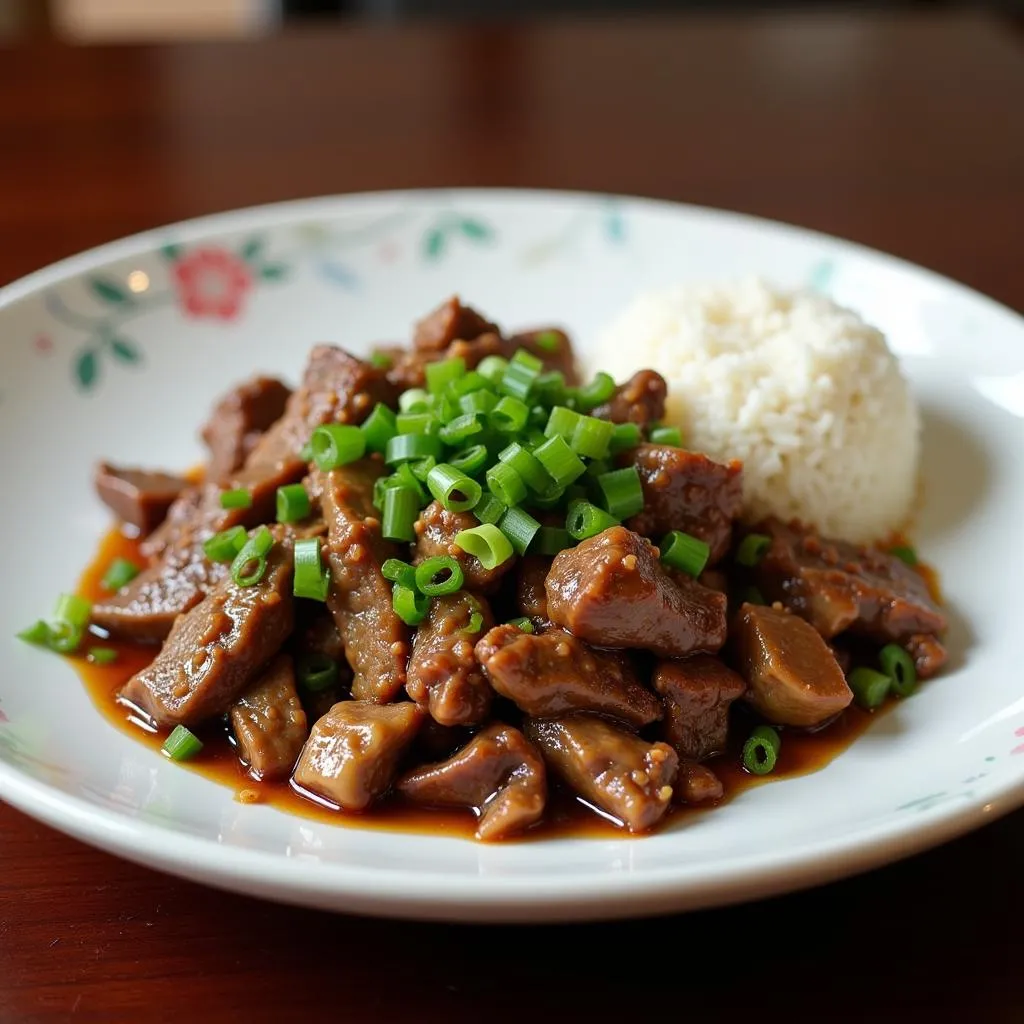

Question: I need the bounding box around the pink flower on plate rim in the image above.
[172,247,253,321]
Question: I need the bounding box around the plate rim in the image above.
[2,186,1023,922]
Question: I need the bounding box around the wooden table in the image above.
[2,12,1023,1022]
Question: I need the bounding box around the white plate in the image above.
[1,189,1022,923]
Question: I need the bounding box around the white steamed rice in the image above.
[591,278,919,543]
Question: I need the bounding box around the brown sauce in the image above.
[74,526,900,841]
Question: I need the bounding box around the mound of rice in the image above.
[591,279,919,543]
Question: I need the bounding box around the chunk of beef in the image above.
[675,761,724,804]
[732,602,852,727]
[120,533,294,727]
[592,370,667,427]
[526,714,678,833]
[905,632,949,680]
[545,526,727,658]
[653,656,746,760]
[139,485,205,563]
[407,592,495,726]
[505,328,579,384]
[295,609,347,664]
[94,463,189,535]
[446,332,504,371]
[317,463,410,703]
[619,445,743,566]
[412,500,515,593]
[372,345,428,392]
[230,654,308,781]
[515,556,551,624]
[413,296,498,353]
[752,518,948,643]
[201,375,292,482]
[477,624,662,728]
[397,724,546,841]
[292,701,425,811]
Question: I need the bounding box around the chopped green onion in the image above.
[459,389,498,417]
[410,455,437,482]
[533,434,586,488]
[231,526,274,587]
[566,499,619,541]
[17,620,55,648]
[660,530,710,578]
[204,526,249,562]
[576,372,616,411]
[571,415,615,460]
[448,444,488,477]
[311,424,367,470]
[742,726,780,775]
[447,370,488,397]
[426,355,466,394]
[489,395,530,434]
[544,405,583,442]
[296,652,339,693]
[427,464,482,513]
[477,355,509,385]
[163,724,203,762]
[359,403,398,453]
[48,623,84,655]
[890,544,918,567]
[880,644,918,698]
[439,412,484,446]
[385,433,444,465]
[609,422,642,454]
[534,526,571,555]
[54,593,91,630]
[507,616,536,633]
[414,556,465,596]
[370,351,393,370]
[294,536,330,602]
[596,466,645,520]
[585,457,611,479]
[736,533,771,567]
[392,462,428,502]
[395,412,440,436]
[533,372,567,407]
[473,492,506,525]
[299,441,314,462]
[531,484,567,510]
[399,388,432,413]
[650,425,683,446]
[533,330,561,352]
[382,486,420,542]
[498,442,553,494]
[219,488,253,510]
[462,595,485,635]
[276,483,311,524]
[393,584,430,626]
[382,557,418,589]
[499,506,541,556]
[454,523,515,571]
[87,646,118,665]
[101,557,140,592]
[849,666,892,711]
[486,461,528,508]
[499,349,543,401]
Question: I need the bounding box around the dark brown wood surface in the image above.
[1,12,1023,1023]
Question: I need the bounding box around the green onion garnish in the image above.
[381,486,420,543]
[489,396,530,434]
[570,415,615,460]
[486,461,528,508]
[473,492,506,525]
[660,530,710,578]
[311,424,367,470]
[414,556,465,596]
[879,643,917,698]
[393,584,430,626]
[293,536,330,602]
[890,545,918,567]
[382,557,417,590]
[399,388,431,414]
[735,533,771,567]
[454,523,515,571]
[499,506,541,556]
[477,355,509,385]
[360,402,398,454]
[498,442,552,494]
[395,411,440,436]
[427,464,483,513]
[499,349,543,401]
[411,455,437,482]
[204,525,249,563]
[849,666,892,710]
[448,370,488,397]
[426,355,466,394]
[608,422,642,454]
[438,412,484,447]
[534,526,571,556]
[507,616,536,633]
[448,444,488,477]
[296,652,339,693]
[649,425,683,446]
[534,330,561,352]
[459,389,498,417]
[163,724,203,762]
[101,557,140,592]
[230,526,274,587]
[276,483,311,524]
[370,351,393,370]
[17,620,55,648]
[742,725,780,775]
[544,405,582,443]
[219,488,252,510]
[533,434,586,489]
[566,499,619,541]
[385,432,444,465]
[299,441,314,462]
[87,646,118,665]
[533,372,567,408]
[576,372,616,411]
[54,593,91,630]
[596,466,645,520]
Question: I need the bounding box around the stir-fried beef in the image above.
[653,656,746,761]
[230,653,308,781]
[505,328,579,384]
[752,518,947,643]
[406,591,495,726]
[292,701,425,811]
[621,445,743,565]
[905,632,949,680]
[515,556,551,624]
[731,602,852,727]
[397,724,546,841]
[94,463,189,536]
[675,761,724,804]
[477,624,662,728]
[412,500,514,592]
[592,369,666,426]
[526,714,679,833]
[545,526,727,657]
[413,296,498,353]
